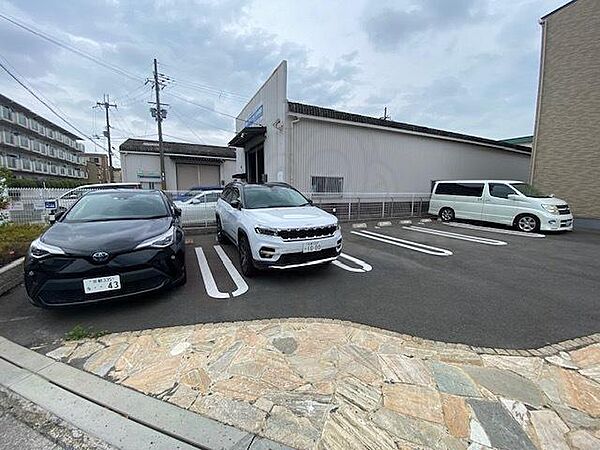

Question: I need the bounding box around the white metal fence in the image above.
[2,188,432,227]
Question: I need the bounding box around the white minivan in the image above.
[429,180,573,232]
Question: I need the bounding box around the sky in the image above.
[0,0,567,163]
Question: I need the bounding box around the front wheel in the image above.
[238,234,257,277]
[216,217,227,244]
[439,207,455,222]
[515,214,540,233]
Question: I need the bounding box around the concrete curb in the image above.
[0,257,24,297]
[0,336,293,450]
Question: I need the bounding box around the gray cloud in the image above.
[362,0,488,51]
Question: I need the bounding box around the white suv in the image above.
[215,182,342,276]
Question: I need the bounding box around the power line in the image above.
[166,90,257,127]
[169,108,206,144]
[0,54,104,151]
[0,13,143,83]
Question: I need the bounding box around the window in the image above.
[48,146,56,157]
[30,119,38,132]
[489,183,516,199]
[65,192,168,222]
[435,183,484,197]
[50,165,58,174]
[31,140,40,152]
[1,106,13,121]
[21,159,32,171]
[2,131,16,145]
[19,135,30,149]
[47,129,54,139]
[311,176,343,194]
[7,155,18,169]
[34,160,43,172]
[17,113,27,127]
[244,185,309,209]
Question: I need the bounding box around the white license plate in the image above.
[303,241,322,253]
[83,275,121,294]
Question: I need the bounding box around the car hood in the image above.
[243,206,336,228]
[42,217,173,255]
[532,196,568,205]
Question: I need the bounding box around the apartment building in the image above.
[0,94,87,180]
[531,0,600,222]
[85,152,110,183]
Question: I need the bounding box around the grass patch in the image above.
[0,223,47,266]
[65,325,108,341]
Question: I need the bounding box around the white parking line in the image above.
[332,253,373,273]
[351,230,453,257]
[214,245,249,297]
[403,226,508,246]
[443,222,546,238]
[195,247,229,299]
[194,246,248,299]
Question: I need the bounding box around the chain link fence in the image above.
[2,188,432,227]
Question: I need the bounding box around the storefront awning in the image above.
[228,126,266,147]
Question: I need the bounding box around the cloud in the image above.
[362,0,488,51]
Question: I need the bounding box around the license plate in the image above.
[83,275,121,294]
[303,241,322,253]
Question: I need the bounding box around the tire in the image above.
[216,217,227,244]
[515,214,540,233]
[238,233,257,277]
[439,207,455,222]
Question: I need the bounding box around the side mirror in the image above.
[174,207,182,217]
[190,198,201,205]
[53,209,66,223]
[307,199,313,205]
[507,194,521,201]
[230,199,241,210]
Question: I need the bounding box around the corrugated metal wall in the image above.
[290,118,531,193]
[235,61,288,182]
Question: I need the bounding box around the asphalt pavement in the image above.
[0,221,599,349]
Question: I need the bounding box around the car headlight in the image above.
[135,226,176,250]
[541,204,559,214]
[335,222,341,231]
[255,226,278,236]
[29,238,65,259]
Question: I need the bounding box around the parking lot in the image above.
[1,220,598,349]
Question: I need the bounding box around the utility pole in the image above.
[152,58,166,190]
[94,94,117,183]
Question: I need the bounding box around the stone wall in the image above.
[0,257,24,297]
[532,0,600,218]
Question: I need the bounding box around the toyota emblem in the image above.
[92,251,109,262]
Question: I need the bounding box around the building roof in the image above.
[541,0,579,20]
[288,102,532,154]
[119,139,236,159]
[0,93,82,141]
[228,126,267,147]
[500,135,534,145]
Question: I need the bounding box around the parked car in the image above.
[429,180,573,232]
[25,189,186,307]
[215,181,342,276]
[172,185,222,202]
[173,189,222,225]
[48,182,142,222]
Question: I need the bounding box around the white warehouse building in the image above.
[229,61,531,196]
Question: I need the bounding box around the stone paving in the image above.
[45,319,600,450]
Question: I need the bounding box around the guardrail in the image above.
[2,188,432,227]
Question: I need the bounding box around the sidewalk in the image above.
[37,318,600,450]
[0,335,291,450]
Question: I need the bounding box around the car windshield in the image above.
[64,192,169,222]
[510,183,549,198]
[244,185,310,209]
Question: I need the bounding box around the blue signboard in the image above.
[245,105,263,127]
[45,200,57,210]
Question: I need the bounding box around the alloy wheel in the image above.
[518,216,537,232]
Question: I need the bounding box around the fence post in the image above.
[381,196,385,219]
[411,194,415,217]
[357,196,361,220]
[348,200,351,221]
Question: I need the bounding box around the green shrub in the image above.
[0,223,47,266]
